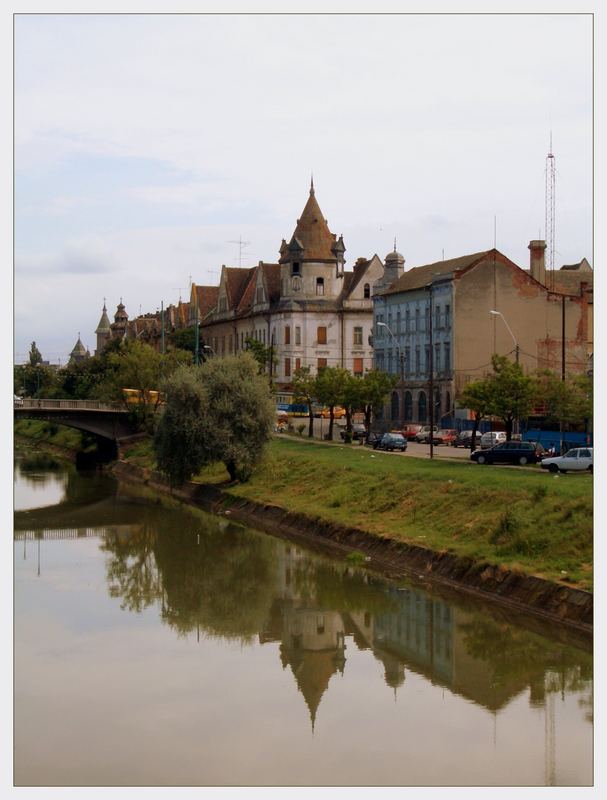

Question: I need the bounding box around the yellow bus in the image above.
[122,388,164,406]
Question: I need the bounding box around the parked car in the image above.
[403,424,424,440]
[14,394,24,406]
[471,441,545,466]
[414,425,439,443]
[452,430,478,448]
[374,432,408,452]
[365,432,383,448]
[340,423,367,441]
[426,428,457,445]
[541,447,593,474]
[480,431,507,449]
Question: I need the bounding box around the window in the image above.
[295,357,301,372]
[316,277,325,296]
[256,287,264,304]
[415,347,420,374]
[396,311,401,334]
[292,262,300,275]
[364,283,370,299]
[284,358,291,378]
[415,308,420,331]
[445,392,451,417]
[285,325,291,345]
[435,304,441,329]
[317,358,327,372]
[295,326,301,345]
[353,357,363,376]
[425,346,431,374]
[405,308,410,332]
[353,326,363,346]
[424,305,430,331]
[444,342,450,373]
[317,326,327,345]
[375,350,384,370]
[387,351,393,374]
[404,346,411,374]
[435,343,441,372]
[418,392,427,422]
[445,304,451,328]
[404,391,413,421]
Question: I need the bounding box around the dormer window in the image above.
[316,277,325,296]
[364,283,370,299]
[218,297,227,313]
[256,287,264,304]
[292,262,300,276]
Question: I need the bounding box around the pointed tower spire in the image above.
[310,173,315,195]
[394,237,397,253]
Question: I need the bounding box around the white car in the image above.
[14,394,24,406]
[480,431,507,449]
[540,447,593,474]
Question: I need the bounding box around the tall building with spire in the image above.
[94,301,111,354]
[200,183,397,394]
[69,334,89,365]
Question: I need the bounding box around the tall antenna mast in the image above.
[545,132,556,290]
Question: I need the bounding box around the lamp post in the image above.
[377,321,405,428]
[425,284,434,459]
[489,310,519,364]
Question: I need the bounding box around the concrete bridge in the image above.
[14,398,140,443]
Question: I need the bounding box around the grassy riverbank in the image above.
[14,419,90,452]
[122,435,593,591]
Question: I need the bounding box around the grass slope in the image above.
[122,435,593,591]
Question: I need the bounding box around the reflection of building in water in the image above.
[260,545,346,729]
[348,586,534,712]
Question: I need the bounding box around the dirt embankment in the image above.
[111,460,593,637]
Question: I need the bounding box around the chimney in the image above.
[529,240,546,286]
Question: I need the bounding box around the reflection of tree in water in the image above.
[18,454,63,474]
[458,616,592,706]
[154,520,278,642]
[101,524,161,613]
[101,503,278,643]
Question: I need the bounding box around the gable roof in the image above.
[382,251,490,295]
[192,285,219,318]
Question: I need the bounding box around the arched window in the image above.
[434,388,441,419]
[364,283,370,299]
[316,277,325,296]
[404,391,413,421]
[418,391,427,422]
[391,391,400,422]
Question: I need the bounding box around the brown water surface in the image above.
[14,455,593,786]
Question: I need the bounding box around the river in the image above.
[13,453,593,787]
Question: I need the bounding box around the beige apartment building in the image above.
[373,241,593,425]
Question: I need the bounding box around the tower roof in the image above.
[283,185,340,262]
[70,336,87,357]
[95,303,111,334]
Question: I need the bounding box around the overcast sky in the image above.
[13,12,593,364]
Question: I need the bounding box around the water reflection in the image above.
[14,455,68,511]
[93,498,592,732]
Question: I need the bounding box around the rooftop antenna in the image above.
[393,237,397,252]
[310,172,315,195]
[172,287,185,302]
[545,131,556,290]
[494,215,497,249]
[227,236,251,267]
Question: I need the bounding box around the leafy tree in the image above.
[487,354,535,440]
[167,326,198,355]
[28,341,43,366]
[244,336,277,377]
[292,366,317,437]
[15,363,58,398]
[359,369,398,433]
[340,374,366,439]
[314,366,350,440]
[155,352,275,484]
[457,378,493,450]
[533,370,593,430]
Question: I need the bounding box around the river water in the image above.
[14,454,593,787]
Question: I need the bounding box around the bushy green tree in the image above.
[244,336,277,377]
[359,369,398,433]
[314,366,350,440]
[28,341,43,366]
[457,378,493,450]
[292,366,317,437]
[155,352,275,485]
[487,355,535,440]
[340,374,366,439]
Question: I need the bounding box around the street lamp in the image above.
[202,344,215,358]
[489,310,519,364]
[377,321,405,428]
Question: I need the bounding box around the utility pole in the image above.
[194,292,200,366]
[560,295,566,454]
[399,351,405,428]
[427,283,434,460]
[161,301,165,355]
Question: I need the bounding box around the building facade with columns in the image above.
[373,241,593,427]
[200,184,399,396]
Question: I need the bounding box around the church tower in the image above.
[110,301,129,341]
[278,180,346,304]
[94,301,111,354]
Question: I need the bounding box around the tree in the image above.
[292,366,318,437]
[155,352,275,485]
[359,370,398,433]
[314,366,350,440]
[533,370,593,429]
[244,336,277,378]
[340,374,366,440]
[487,355,535,440]
[457,378,493,451]
[28,341,43,366]
[167,326,198,355]
[15,362,57,398]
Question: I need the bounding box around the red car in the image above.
[403,424,424,440]
[426,428,458,445]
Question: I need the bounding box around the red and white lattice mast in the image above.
[545,133,556,289]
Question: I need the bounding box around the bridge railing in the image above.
[16,398,125,412]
